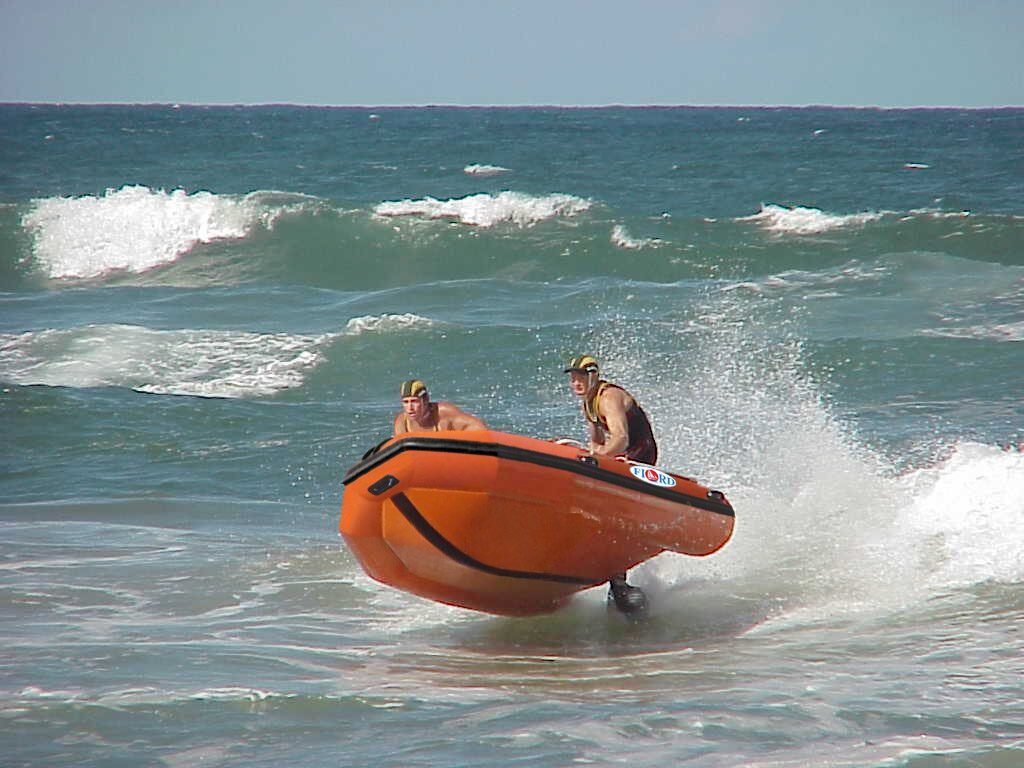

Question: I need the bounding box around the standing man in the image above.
[393,379,486,436]
[564,354,658,614]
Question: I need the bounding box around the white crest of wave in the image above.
[0,324,334,398]
[343,313,436,335]
[190,687,281,702]
[373,191,591,227]
[740,203,884,235]
[610,224,660,250]
[463,164,510,177]
[898,442,1024,587]
[22,185,312,279]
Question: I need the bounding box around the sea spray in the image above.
[898,442,1024,587]
[579,287,913,611]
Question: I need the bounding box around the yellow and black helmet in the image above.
[564,355,599,374]
[400,379,428,398]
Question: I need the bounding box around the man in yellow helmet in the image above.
[564,354,658,615]
[393,379,487,436]
[564,355,658,464]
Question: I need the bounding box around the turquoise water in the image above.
[2,105,1023,767]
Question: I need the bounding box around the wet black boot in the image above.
[608,572,647,615]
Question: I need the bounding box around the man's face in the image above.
[402,394,428,418]
[568,371,593,398]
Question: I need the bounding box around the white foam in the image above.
[740,203,884,235]
[463,164,510,177]
[906,208,971,220]
[0,314,441,397]
[373,191,591,227]
[897,442,1024,587]
[721,261,890,297]
[0,324,335,398]
[610,224,660,250]
[920,321,1024,342]
[191,687,282,701]
[343,313,436,335]
[22,185,313,279]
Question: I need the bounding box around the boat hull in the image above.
[340,430,734,616]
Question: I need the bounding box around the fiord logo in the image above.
[630,464,676,488]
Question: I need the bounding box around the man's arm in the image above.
[439,402,486,430]
[591,389,630,456]
[585,414,600,452]
[393,412,407,436]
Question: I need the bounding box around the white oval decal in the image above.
[630,465,676,488]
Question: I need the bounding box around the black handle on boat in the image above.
[361,437,390,460]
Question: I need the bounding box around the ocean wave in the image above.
[920,321,1024,342]
[0,324,336,398]
[21,185,318,280]
[898,442,1024,586]
[190,687,284,702]
[610,224,661,250]
[739,203,885,235]
[373,191,592,227]
[463,164,510,177]
[343,313,436,335]
[0,314,440,397]
[905,208,972,220]
[720,261,890,296]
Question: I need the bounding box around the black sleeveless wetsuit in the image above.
[585,382,658,464]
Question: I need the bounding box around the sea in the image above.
[1,104,1022,767]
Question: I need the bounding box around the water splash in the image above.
[579,287,1020,621]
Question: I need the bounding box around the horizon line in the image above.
[2,100,1022,111]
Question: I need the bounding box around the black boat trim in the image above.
[343,435,734,518]
[390,492,598,585]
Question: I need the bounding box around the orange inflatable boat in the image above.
[340,429,735,616]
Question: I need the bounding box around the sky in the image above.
[1,0,1021,107]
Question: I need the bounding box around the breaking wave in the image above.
[373,191,591,227]
[463,164,510,177]
[21,185,318,279]
[0,313,439,398]
[739,203,886,234]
